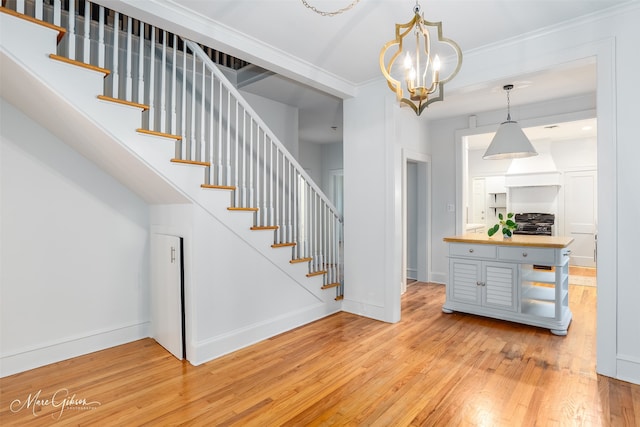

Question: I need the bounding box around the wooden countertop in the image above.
[443,234,574,248]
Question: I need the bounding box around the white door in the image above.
[151,234,184,359]
[564,170,597,267]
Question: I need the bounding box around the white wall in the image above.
[425,4,640,383]
[298,140,343,203]
[240,91,299,158]
[1,100,151,377]
[343,80,426,323]
[298,139,322,185]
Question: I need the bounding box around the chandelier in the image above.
[379,1,462,116]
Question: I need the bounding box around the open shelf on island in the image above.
[522,269,556,284]
[521,300,555,318]
[522,285,555,301]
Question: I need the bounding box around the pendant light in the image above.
[483,84,537,160]
[379,1,463,116]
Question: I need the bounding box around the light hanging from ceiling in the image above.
[379,1,462,116]
[483,84,538,160]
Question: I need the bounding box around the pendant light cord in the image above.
[504,84,514,122]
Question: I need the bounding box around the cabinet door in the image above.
[482,261,517,312]
[449,260,482,305]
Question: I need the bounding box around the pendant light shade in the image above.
[483,85,538,160]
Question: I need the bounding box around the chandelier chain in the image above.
[300,0,361,17]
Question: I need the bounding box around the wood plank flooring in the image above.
[1,283,638,426]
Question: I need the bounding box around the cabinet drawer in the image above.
[450,243,496,259]
[498,246,555,265]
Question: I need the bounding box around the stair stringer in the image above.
[1,11,341,364]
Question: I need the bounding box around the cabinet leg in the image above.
[442,307,454,314]
[550,329,567,336]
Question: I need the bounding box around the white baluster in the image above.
[263,134,268,226]
[199,60,205,162]
[293,170,298,259]
[97,6,105,67]
[226,91,231,186]
[171,34,177,136]
[137,21,145,105]
[288,160,293,245]
[208,70,215,185]
[189,53,196,160]
[83,1,90,63]
[217,81,223,185]
[329,211,334,283]
[160,31,168,132]
[255,131,261,220]
[67,0,76,60]
[35,0,43,20]
[307,183,312,262]
[249,119,254,208]
[313,192,318,271]
[148,26,156,130]
[180,41,187,159]
[125,17,132,101]
[234,100,239,206]
[53,0,61,26]
[269,139,274,227]
[16,0,25,15]
[241,110,247,207]
[274,149,280,243]
[111,12,119,98]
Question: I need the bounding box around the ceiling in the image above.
[466,117,598,151]
[147,0,629,143]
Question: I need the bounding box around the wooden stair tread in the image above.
[50,54,110,76]
[97,95,148,110]
[201,184,236,191]
[1,7,66,42]
[306,270,327,278]
[137,128,182,140]
[321,282,340,290]
[290,258,312,264]
[250,226,278,231]
[171,158,210,167]
[335,295,344,301]
[271,242,296,248]
[228,207,258,212]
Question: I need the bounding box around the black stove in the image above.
[513,213,555,236]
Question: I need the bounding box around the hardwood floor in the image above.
[1,283,638,426]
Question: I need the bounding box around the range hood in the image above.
[504,140,561,187]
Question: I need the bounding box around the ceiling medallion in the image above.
[380,1,462,116]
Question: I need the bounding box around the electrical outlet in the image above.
[447,204,455,212]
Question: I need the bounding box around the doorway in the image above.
[151,233,186,360]
[402,151,430,293]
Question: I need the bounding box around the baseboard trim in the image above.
[617,354,640,385]
[191,303,340,366]
[341,299,387,322]
[0,322,150,378]
[430,272,447,285]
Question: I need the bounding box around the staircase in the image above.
[0,1,343,366]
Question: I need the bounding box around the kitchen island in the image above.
[442,234,574,335]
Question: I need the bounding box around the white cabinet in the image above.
[443,239,573,335]
[449,259,518,312]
